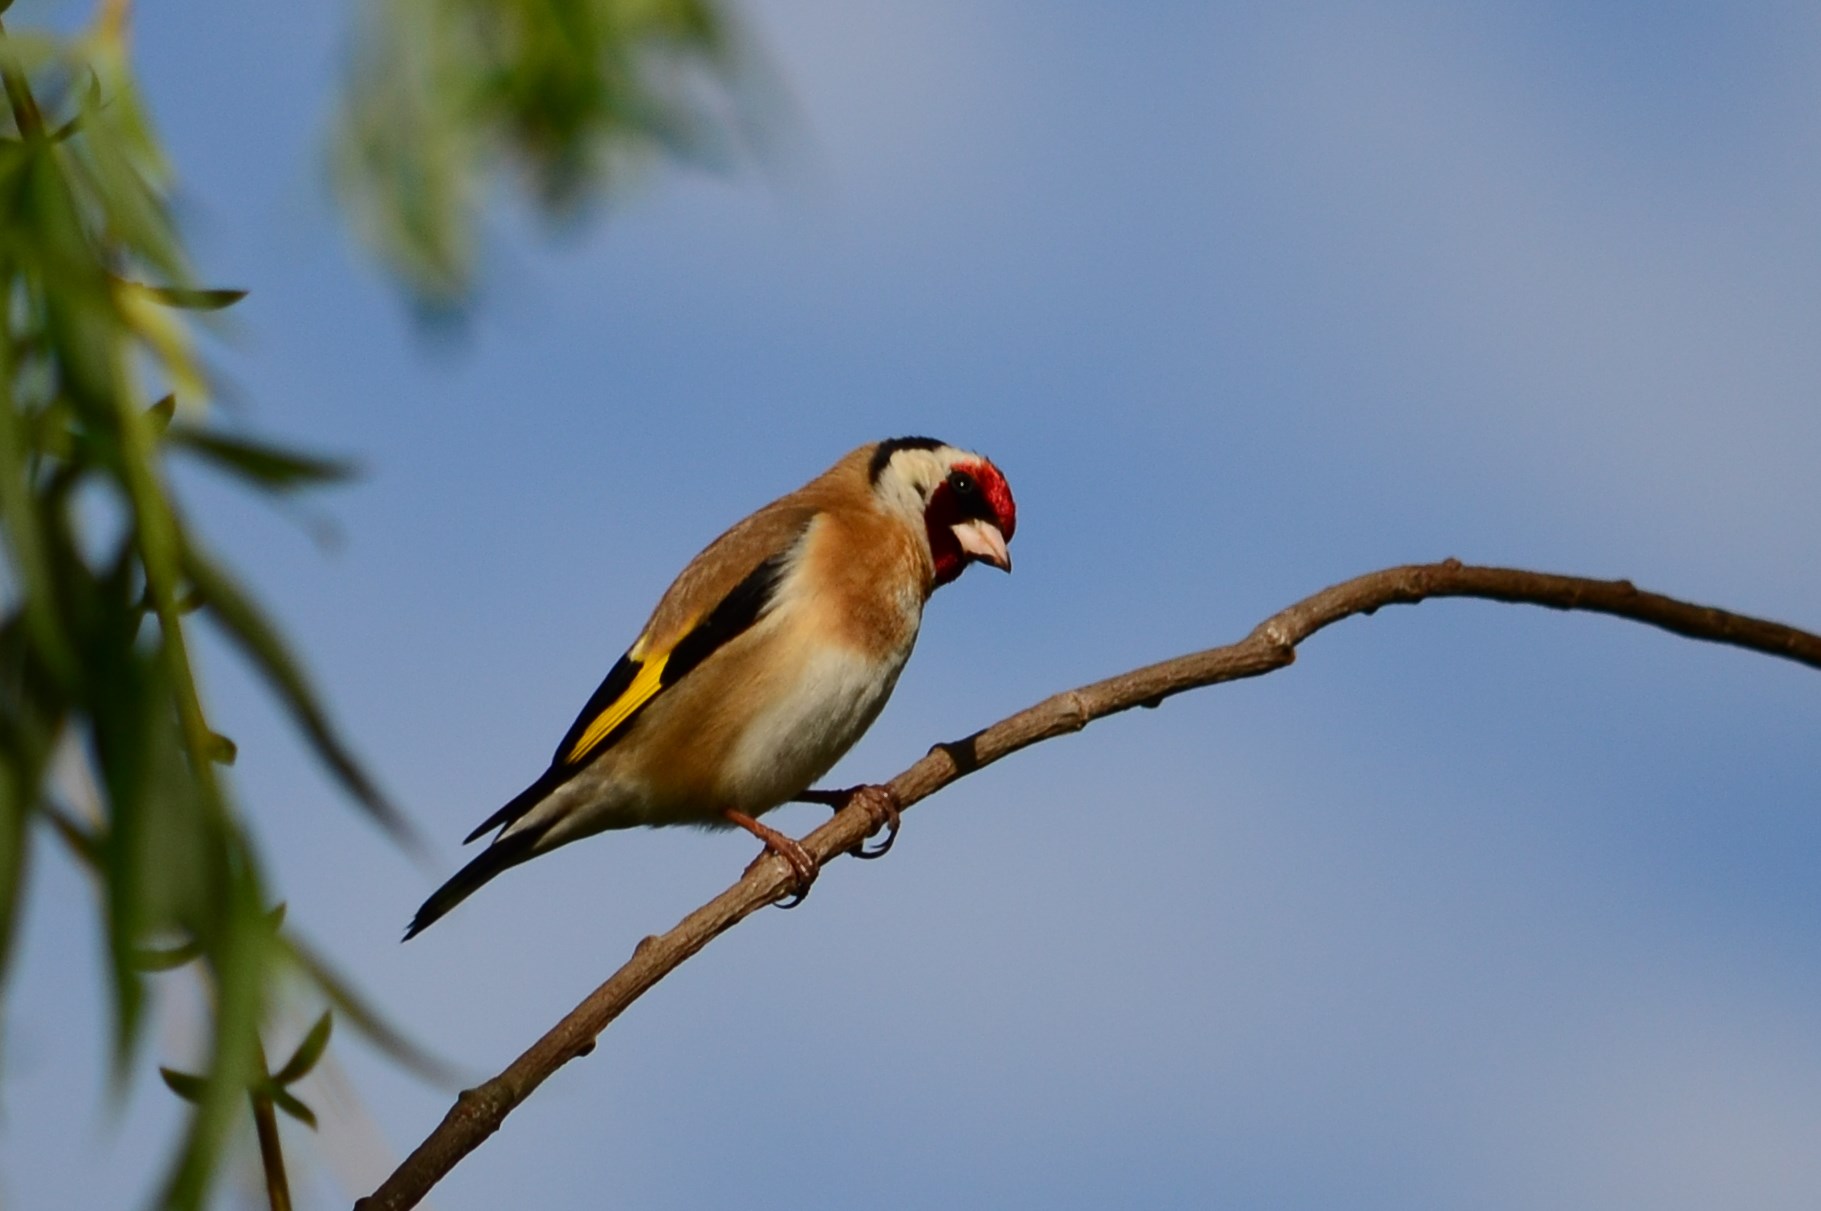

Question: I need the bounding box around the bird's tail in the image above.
[404,829,542,940]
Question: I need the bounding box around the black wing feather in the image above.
[659,550,790,688]
[461,762,571,844]
[550,650,643,771]
[454,546,797,849]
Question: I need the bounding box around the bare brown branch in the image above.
[356,561,1821,1211]
[251,1091,291,1211]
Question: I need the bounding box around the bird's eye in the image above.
[947,470,976,495]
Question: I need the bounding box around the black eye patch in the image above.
[943,468,1001,522]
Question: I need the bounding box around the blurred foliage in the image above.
[0,7,424,1208]
[2,0,767,1205]
[335,0,758,308]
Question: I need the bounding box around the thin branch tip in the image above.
[358,560,1820,1211]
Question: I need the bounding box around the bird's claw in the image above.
[768,834,819,908]
[799,784,901,860]
[848,785,900,860]
[727,808,819,907]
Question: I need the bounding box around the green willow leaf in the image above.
[281,936,457,1085]
[333,0,756,306]
[0,350,76,685]
[0,608,61,995]
[180,541,416,846]
[165,427,356,492]
[47,93,88,145]
[157,859,270,1211]
[158,1067,208,1103]
[0,749,31,1000]
[271,1011,332,1085]
[65,74,184,281]
[268,1085,317,1129]
[134,285,246,311]
[38,800,100,869]
[204,730,236,765]
[92,636,159,1080]
[2,22,427,1210]
[132,937,203,971]
[44,68,101,145]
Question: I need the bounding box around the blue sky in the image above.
[6,2,1821,1207]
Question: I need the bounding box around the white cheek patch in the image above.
[876,446,961,524]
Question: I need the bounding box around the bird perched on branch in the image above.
[406,437,1017,938]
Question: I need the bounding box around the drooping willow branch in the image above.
[356,561,1821,1211]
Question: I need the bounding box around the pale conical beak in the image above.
[952,519,1011,572]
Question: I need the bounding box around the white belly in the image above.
[721,641,910,812]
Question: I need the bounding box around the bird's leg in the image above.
[723,808,818,908]
[795,784,901,860]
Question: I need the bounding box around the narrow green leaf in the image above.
[39,800,100,869]
[135,285,247,311]
[159,1067,208,1103]
[0,608,58,989]
[0,349,76,686]
[132,937,202,971]
[0,749,32,1000]
[281,936,457,1086]
[46,71,98,144]
[204,730,236,765]
[181,542,417,846]
[166,427,356,492]
[66,76,186,280]
[146,393,174,431]
[157,857,270,1211]
[271,1011,332,1085]
[268,1085,317,1130]
[92,638,158,1083]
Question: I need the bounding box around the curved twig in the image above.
[356,561,1821,1211]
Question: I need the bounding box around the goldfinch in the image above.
[405,437,1016,937]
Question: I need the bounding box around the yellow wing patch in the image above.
[562,643,669,766]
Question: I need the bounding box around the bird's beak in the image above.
[952,519,1012,572]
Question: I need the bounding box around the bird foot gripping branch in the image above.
[725,808,820,907]
[848,785,902,860]
[798,784,902,860]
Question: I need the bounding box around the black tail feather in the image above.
[463,765,569,844]
[404,828,542,940]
